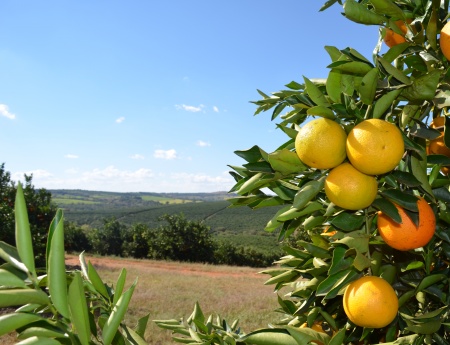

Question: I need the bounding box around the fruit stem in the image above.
[364,105,372,120]
[365,208,372,275]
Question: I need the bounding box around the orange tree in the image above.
[156,1,450,344]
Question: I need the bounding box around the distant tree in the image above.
[64,221,91,253]
[89,217,127,256]
[148,213,215,263]
[0,163,57,266]
[121,223,150,258]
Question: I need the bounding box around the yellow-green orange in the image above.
[343,276,398,328]
[324,162,377,210]
[346,119,404,175]
[295,118,347,169]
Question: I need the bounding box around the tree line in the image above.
[0,163,279,268]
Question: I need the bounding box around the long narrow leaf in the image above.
[68,271,91,345]
[15,183,36,277]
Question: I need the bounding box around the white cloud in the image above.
[116,117,125,123]
[65,154,79,159]
[197,140,211,147]
[130,154,145,160]
[17,167,234,193]
[0,104,16,119]
[175,104,205,113]
[154,149,177,160]
[213,106,219,113]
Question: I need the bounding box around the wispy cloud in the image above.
[116,117,125,123]
[0,104,16,120]
[154,149,177,160]
[213,106,219,113]
[175,104,205,113]
[130,154,145,160]
[65,154,79,159]
[197,140,211,147]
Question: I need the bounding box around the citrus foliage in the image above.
[0,184,150,344]
[159,1,450,344]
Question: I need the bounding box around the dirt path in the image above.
[65,254,267,279]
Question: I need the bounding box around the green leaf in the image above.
[0,241,28,273]
[17,324,67,340]
[268,149,306,175]
[46,209,63,270]
[303,76,329,107]
[316,267,360,299]
[47,210,69,319]
[411,151,434,196]
[328,246,353,275]
[297,240,331,259]
[326,70,342,103]
[237,173,273,195]
[381,190,418,211]
[330,213,365,231]
[0,268,27,288]
[372,89,402,119]
[122,326,148,345]
[306,105,335,119]
[0,289,49,308]
[293,178,325,210]
[103,279,138,345]
[277,202,323,222]
[113,268,127,306]
[239,328,298,345]
[15,336,61,345]
[15,183,36,277]
[134,313,150,339]
[328,61,373,76]
[335,231,370,253]
[401,70,441,101]
[343,0,385,25]
[389,171,422,187]
[0,313,43,337]
[234,145,268,163]
[370,0,404,18]
[377,56,411,85]
[358,68,378,105]
[68,271,91,345]
[372,197,401,223]
[87,261,109,299]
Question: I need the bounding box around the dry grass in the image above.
[1,255,281,344]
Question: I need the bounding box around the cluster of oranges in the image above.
[294,116,437,329]
[295,117,404,211]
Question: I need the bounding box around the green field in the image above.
[50,190,284,251]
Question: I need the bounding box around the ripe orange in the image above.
[343,276,398,328]
[384,20,409,48]
[324,162,378,210]
[295,118,347,170]
[346,119,404,175]
[440,21,450,60]
[427,117,450,175]
[377,197,436,251]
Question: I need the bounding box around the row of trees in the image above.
[65,214,280,267]
[0,163,279,268]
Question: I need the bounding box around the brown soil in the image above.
[65,254,266,279]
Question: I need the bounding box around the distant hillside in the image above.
[49,189,283,251]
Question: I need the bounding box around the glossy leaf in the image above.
[47,210,69,319]
[381,190,418,211]
[87,261,109,299]
[239,328,298,345]
[293,178,325,210]
[0,313,43,337]
[343,0,385,25]
[370,0,404,19]
[268,149,306,175]
[372,198,402,223]
[14,183,36,277]
[372,89,402,119]
[15,336,61,345]
[303,76,329,107]
[401,70,441,101]
[68,271,91,345]
[330,213,365,231]
[102,279,137,345]
[0,289,49,308]
[306,105,335,119]
[328,61,373,76]
[358,68,378,105]
[0,268,27,288]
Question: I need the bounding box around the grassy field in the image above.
[1,255,282,345]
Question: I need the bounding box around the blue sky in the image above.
[0,1,379,193]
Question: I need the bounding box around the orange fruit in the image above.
[300,321,330,345]
[295,118,347,169]
[384,20,409,48]
[343,276,398,328]
[346,119,404,175]
[324,162,378,210]
[377,197,436,251]
[427,117,450,175]
[440,21,450,60]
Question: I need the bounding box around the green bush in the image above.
[0,184,149,344]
